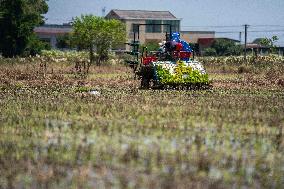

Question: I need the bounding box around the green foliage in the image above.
[24,34,51,56]
[227,45,242,56]
[210,39,243,56]
[0,0,48,57]
[141,41,160,52]
[156,61,210,85]
[203,47,217,56]
[260,36,279,53]
[56,34,74,49]
[72,15,126,65]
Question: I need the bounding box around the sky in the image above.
[45,0,284,45]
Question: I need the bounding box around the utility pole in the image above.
[102,7,106,17]
[244,24,249,62]
[239,32,242,43]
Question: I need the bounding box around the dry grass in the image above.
[0,56,283,189]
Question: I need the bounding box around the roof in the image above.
[34,24,72,35]
[180,31,215,34]
[245,43,264,48]
[198,38,215,46]
[105,9,179,20]
[245,44,284,48]
[216,37,240,43]
[197,38,241,46]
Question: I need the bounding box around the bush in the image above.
[227,45,242,56]
[24,35,51,56]
[203,48,217,56]
[56,34,74,49]
[142,41,160,52]
[211,39,243,56]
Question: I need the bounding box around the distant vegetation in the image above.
[203,38,243,56]
[71,15,126,66]
[259,36,279,53]
[0,0,49,57]
[56,34,73,49]
[141,41,160,52]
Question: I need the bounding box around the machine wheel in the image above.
[139,65,154,89]
[141,77,150,89]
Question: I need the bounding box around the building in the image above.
[180,31,215,55]
[34,24,72,48]
[105,9,216,51]
[245,43,284,56]
[180,31,215,44]
[35,10,216,51]
[197,38,215,55]
[105,9,181,50]
[195,37,240,55]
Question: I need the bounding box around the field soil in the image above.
[0,58,284,189]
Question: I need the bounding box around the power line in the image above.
[250,25,284,27]
[182,25,242,28]
[215,31,242,33]
[249,30,284,33]
[182,24,284,28]
[214,30,284,34]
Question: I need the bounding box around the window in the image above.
[132,24,139,33]
[146,20,162,33]
[163,20,180,33]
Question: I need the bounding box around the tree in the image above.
[141,41,160,52]
[0,0,48,57]
[56,34,73,49]
[211,39,243,56]
[260,36,279,54]
[23,34,50,56]
[203,48,217,56]
[72,15,126,65]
